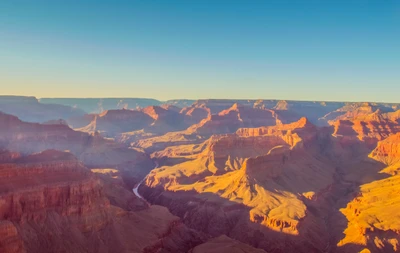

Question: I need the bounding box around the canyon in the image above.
[1,96,400,252]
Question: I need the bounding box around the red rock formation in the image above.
[0,221,24,253]
[142,118,335,252]
[369,133,400,166]
[77,109,154,135]
[4,98,400,253]
[74,106,201,140]
[180,106,210,125]
[0,111,152,169]
[273,100,344,125]
[187,103,279,135]
[331,118,400,148]
[319,102,395,125]
[0,150,204,253]
[142,105,191,133]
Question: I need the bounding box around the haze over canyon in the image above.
[0,95,399,253]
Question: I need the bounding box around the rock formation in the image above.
[0,150,204,253]
[141,118,335,252]
[0,96,84,123]
[2,98,400,253]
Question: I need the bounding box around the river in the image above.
[132,162,158,200]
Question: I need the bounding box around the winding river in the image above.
[132,162,158,200]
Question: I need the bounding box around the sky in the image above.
[0,0,399,102]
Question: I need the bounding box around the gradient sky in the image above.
[0,0,399,102]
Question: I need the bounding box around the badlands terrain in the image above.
[1,95,400,252]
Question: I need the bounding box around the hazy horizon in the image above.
[2,94,400,104]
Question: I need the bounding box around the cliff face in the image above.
[332,119,400,142]
[0,96,84,123]
[319,102,395,125]
[142,118,335,252]
[338,174,400,253]
[0,111,153,169]
[141,106,192,133]
[369,133,400,166]
[180,106,210,125]
[87,109,154,135]
[186,103,279,135]
[236,117,316,146]
[72,106,204,142]
[0,150,110,252]
[0,150,204,253]
[0,221,25,253]
[4,98,400,253]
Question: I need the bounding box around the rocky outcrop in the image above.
[0,221,24,253]
[186,103,278,135]
[0,111,153,169]
[142,106,192,133]
[338,174,400,253]
[0,150,205,253]
[4,98,400,252]
[319,102,396,125]
[76,109,154,136]
[180,106,210,125]
[273,100,345,125]
[369,133,400,166]
[141,119,335,252]
[0,150,109,227]
[72,106,203,140]
[0,150,109,252]
[331,118,400,149]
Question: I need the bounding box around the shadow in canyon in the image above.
[135,127,397,253]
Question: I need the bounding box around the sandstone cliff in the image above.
[0,111,152,169]
[141,118,335,252]
[0,150,205,253]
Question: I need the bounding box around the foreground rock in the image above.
[0,150,204,253]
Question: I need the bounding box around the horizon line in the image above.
[1,94,398,105]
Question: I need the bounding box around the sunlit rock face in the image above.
[141,118,337,252]
[186,103,280,135]
[137,109,400,253]
[1,98,400,253]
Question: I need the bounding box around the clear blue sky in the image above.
[0,0,399,102]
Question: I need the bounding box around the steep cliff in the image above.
[141,118,335,252]
[0,111,152,169]
[186,103,279,135]
[0,150,204,253]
